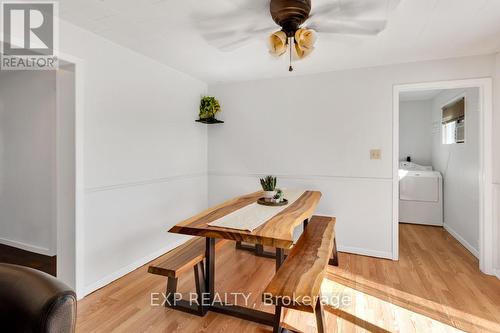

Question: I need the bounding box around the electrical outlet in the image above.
[370,149,382,160]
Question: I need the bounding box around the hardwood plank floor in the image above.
[77,224,500,332]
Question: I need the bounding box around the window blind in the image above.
[441,97,465,124]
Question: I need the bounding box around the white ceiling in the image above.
[58,0,500,83]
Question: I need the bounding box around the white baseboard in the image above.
[443,224,479,258]
[494,269,500,280]
[337,245,393,260]
[81,238,189,299]
[0,237,55,256]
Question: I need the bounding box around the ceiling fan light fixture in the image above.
[198,0,398,72]
[293,42,309,59]
[268,30,288,56]
[293,28,316,59]
[295,28,316,52]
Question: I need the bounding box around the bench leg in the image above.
[329,236,339,266]
[164,273,207,317]
[273,305,282,333]
[315,297,327,333]
[165,276,178,307]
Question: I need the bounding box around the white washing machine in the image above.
[399,162,443,226]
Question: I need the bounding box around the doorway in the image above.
[393,79,494,275]
[0,62,78,287]
[0,70,59,276]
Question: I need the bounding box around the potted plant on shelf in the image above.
[260,175,277,201]
[198,96,222,123]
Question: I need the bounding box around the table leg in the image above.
[236,218,309,260]
[204,237,275,325]
[235,242,277,259]
[303,218,309,229]
[205,237,215,304]
[255,244,264,255]
[276,248,284,271]
[164,237,278,326]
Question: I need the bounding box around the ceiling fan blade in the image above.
[202,26,276,52]
[193,0,276,52]
[192,0,272,31]
[196,14,272,32]
[202,24,276,41]
[308,20,387,36]
[310,0,400,20]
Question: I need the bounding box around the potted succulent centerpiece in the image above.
[260,175,277,201]
[197,96,222,123]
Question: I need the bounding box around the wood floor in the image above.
[0,243,56,276]
[77,224,500,332]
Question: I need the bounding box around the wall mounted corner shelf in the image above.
[195,119,224,124]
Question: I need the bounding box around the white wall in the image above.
[208,55,495,259]
[0,71,57,256]
[431,88,480,256]
[55,21,208,295]
[494,53,500,278]
[399,100,433,165]
[56,64,76,287]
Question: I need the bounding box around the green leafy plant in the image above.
[260,175,277,191]
[199,96,221,119]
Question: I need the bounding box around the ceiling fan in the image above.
[197,0,399,71]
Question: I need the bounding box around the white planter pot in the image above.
[263,191,275,201]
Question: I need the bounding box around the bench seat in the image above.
[263,215,336,332]
[148,237,226,278]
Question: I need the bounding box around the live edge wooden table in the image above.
[168,190,322,326]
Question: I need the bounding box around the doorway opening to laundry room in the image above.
[393,79,494,275]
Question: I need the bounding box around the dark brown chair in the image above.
[0,263,77,333]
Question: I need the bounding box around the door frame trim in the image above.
[392,78,494,275]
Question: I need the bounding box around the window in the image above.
[441,97,465,144]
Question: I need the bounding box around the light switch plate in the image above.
[370,149,382,160]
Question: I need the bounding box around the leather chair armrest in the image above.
[0,263,76,332]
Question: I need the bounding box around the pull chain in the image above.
[288,36,293,72]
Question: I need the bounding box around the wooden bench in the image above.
[148,237,226,315]
[262,215,336,333]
